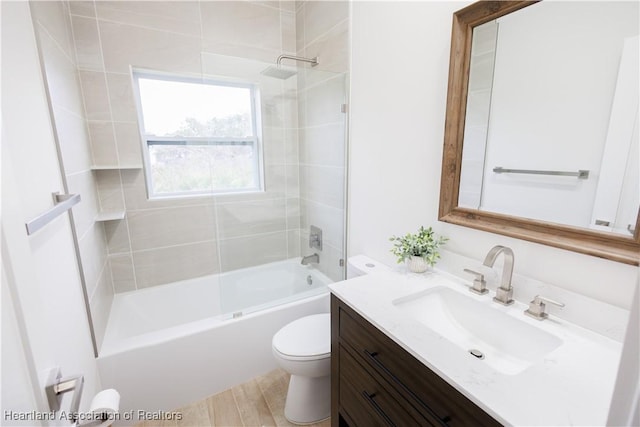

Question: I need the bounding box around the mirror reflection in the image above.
[459,1,639,236]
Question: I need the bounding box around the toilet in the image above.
[272,313,331,424]
[272,255,389,424]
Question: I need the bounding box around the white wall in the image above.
[458,21,497,209]
[608,277,640,425]
[1,259,40,423]
[481,1,638,227]
[348,3,638,421]
[1,1,100,420]
[348,0,637,309]
[593,35,639,234]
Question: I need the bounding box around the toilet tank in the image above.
[346,255,390,279]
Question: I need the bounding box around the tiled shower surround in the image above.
[30,0,349,349]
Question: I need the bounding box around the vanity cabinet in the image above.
[331,295,501,427]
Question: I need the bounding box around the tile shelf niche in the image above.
[90,165,142,170]
[95,211,126,222]
[90,166,138,222]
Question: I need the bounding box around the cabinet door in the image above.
[333,295,502,427]
[339,344,439,427]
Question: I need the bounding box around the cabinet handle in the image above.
[364,350,451,426]
[361,391,395,426]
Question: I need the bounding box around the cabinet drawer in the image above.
[339,344,438,427]
[336,297,500,427]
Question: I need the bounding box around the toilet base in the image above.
[284,374,331,425]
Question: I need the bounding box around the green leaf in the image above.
[389,226,447,266]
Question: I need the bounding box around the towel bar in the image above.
[25,192,81,235]
[493,167,589,179]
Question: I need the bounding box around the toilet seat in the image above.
[272,313,330,361]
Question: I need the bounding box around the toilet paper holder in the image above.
[46,373,83,422]
[46,373,110,427]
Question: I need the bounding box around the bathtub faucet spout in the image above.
[301,253,320,265]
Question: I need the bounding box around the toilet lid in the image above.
[272,313,330,358]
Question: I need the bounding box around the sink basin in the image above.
[393,287,563,375]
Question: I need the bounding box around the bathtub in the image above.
[97,258,332,422]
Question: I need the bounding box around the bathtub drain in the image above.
[469,349,485,359]
[307,275,313,285]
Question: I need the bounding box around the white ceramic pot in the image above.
[408,256,429,273]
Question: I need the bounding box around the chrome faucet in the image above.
[483,245,515,305]
[301,253,319,265]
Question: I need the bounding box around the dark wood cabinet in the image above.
[331,294,502,427]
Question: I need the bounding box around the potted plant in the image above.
[389,226,447,273]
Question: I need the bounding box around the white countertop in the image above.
[329,269,623,426]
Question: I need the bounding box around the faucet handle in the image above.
[524,295,565,321]
[535,295,565,308]
[463,269,488,295]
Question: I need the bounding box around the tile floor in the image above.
[135,369,331,427]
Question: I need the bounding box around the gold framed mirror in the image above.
[439,0,640,265]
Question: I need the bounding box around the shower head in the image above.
[260,54,319,80]
[260,66,298,80]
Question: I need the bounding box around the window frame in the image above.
[132,69,264,199]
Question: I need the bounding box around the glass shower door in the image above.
[201,53,347,318]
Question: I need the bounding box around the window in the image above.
[133,71,263,198]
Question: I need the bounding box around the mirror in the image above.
[440,0,640,265]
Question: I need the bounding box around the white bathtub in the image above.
[97,258,332,422]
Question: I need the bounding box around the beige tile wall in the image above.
[30,1,114,349]
[295,1,349,281]
[133,241,219,288]
[62,0,327,293]
[32,0,349,322]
